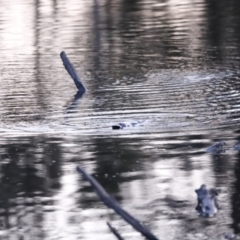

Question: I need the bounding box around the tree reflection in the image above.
[232,151,240,234]
[0,137,62,238]
[77,137,148,209]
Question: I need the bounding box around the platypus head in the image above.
[195,184,220,217]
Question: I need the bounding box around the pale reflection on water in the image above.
[0,0,240,239]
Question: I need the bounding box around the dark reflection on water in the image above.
[232,152,240,231]
[1,0,240,239]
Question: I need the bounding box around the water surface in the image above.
[1,0,240,239]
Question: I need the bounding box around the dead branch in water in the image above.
[76,165,160,240]
[60,51,86,93]
[107,222,125,240]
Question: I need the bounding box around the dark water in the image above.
[1,0,240,239]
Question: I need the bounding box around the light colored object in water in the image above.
[195,184,220,217]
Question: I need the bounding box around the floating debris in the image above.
[205,141,226,154]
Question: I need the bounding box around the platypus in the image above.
[195,184,220,217]
[112,120,145,130]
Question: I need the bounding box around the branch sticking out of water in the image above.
[76,166,160,240]
[60,51,87,93]
[107,222,125,240]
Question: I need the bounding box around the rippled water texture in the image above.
[1,0,240,239]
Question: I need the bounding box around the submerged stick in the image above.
[107,222,125,240]
[60,51,87,93]
[66,90,85,113]
[76,166,160,240]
